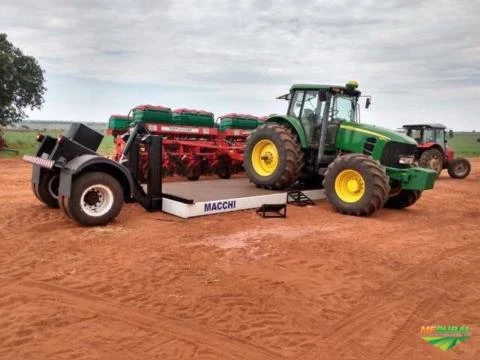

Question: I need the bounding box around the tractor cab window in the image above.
[436,129,445,146]
[423,129,436,143]
[288,90,305,118]
[300,90,324,143]
[332,95,355,122]
[408,129,422,143]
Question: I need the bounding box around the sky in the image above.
[1,0,479,130]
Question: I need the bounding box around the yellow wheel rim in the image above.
[334,169,365,203]
[251,139,279,176]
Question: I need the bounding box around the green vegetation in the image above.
[0,33,46,126]
[0,130,115,157]
[447,132,480,157]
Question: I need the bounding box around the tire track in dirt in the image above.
[6,280,286,360]
[319,241,480,356]
[380,296,439,357]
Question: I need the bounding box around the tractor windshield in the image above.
[332,94,356,122]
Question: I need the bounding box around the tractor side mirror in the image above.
[365,98,371,109]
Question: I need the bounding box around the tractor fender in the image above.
[58,154,135,200]
[265,115,308,148]
[445,146,455,162]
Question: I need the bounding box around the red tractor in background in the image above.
[403,124,471,179]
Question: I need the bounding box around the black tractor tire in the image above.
[419,148,444,178]
[244,124,304,190]
[323,154,389,216]
[65,171,124,226]
[384,190,422,209]
[447,158,471,179]
[35,171,60,208]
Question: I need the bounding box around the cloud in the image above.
[1,0,479,129]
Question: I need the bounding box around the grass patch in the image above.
[446,132,480,157]
[0,130,115,158]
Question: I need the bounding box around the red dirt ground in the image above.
[0,158,479,360]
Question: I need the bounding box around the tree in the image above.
[0,33,46,126]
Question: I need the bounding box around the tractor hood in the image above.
[340,122,417,145]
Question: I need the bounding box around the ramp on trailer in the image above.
[161,178,325,218]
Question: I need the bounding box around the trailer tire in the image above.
[66,171,124,226]
[35,172,60,208]
[447,158,471,179]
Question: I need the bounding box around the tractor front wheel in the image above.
[384,189,422,209]
[419,148,444,178]
[244,124,303,190]
[323,154,389,216]
[447,158,471,179]
[63,171,124,226]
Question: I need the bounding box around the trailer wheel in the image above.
[384,189,422,209]
[35,171,60,208]
[66,171,123,226]
[447,158,471,179]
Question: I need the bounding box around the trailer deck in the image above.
[161,178,325,218]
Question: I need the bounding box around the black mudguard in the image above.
[58,154,136,200]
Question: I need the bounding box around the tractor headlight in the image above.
[399,155,415,165]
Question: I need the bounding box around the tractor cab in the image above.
[403,124,447,149]
[277,81,361,147]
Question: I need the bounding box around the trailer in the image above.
[24,123,322,226]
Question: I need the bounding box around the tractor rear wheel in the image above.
[35,171,60,208]
[323,154,389,216]
[384,190,422,209]
[244,124,303,190]
[64,171,124,226]
[447,158,471,179]
[419,148,444,178]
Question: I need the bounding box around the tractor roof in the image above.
[282,82,361,98]
[402,124,446,129]
[290,84,349,91]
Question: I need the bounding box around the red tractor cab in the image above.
[403,124,471,179]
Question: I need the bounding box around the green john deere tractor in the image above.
[244,81,437,216]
